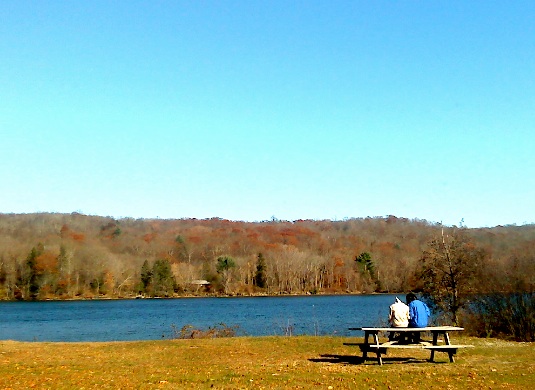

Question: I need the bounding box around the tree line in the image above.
[0,213,533,304]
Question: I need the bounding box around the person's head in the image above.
[406,292,417,303]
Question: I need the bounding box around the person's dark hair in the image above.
[406,292,417,303]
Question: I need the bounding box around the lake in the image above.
[0,294,399,342]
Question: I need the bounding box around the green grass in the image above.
[0,336,533,389]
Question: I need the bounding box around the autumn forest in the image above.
[0,213,534,301]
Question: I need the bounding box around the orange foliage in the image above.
[334,258,344,267]
[70,232,85,242]
[188,236,202,244]
[246,231,260,240]
[143,233,156,244]
[36,252,58,274]
[1,213,533,298]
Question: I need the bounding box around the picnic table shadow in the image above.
[308,354,445,365]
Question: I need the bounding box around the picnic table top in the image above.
[349,326,464,332]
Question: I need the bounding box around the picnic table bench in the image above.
[346,326,472,365]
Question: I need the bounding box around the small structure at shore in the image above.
[190,280,211,292]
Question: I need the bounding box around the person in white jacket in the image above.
[388,297,410,342]
[389,297,410,327]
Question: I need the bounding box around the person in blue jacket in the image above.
[406,292,430,343]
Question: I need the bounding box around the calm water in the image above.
[0,294,397,342]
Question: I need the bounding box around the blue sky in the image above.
[1,1,534,228]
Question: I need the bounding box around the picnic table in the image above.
[347,326,470,365]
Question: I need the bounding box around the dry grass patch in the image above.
[0,336,533,389]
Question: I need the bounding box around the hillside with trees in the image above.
[0,213,533,302]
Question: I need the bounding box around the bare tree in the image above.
[418,227,488,325]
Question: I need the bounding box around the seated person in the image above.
[406,292,431,343]
[388,297,409,342]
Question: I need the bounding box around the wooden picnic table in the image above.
[347,326,469,365]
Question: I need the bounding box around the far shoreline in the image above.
[1,290,398,302]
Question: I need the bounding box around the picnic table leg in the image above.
[444,332,455,362]
[363,331,370,361]
[372,333,382,365]
[429,331,439,362]
[429,331,455,363]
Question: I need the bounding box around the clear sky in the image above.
[1,1,534,228]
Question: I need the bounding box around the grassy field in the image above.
[0,336,533,389]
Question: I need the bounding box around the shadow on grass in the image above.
[309,354,439,365]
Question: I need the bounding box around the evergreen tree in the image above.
[216,256,236,294]
[216,256,236,273]
[151,259,175,297]
[139,260,152,294]
[254,253,267,288]
[25,244,44,299]
[175,235,189,262]
[355,252,381,291]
